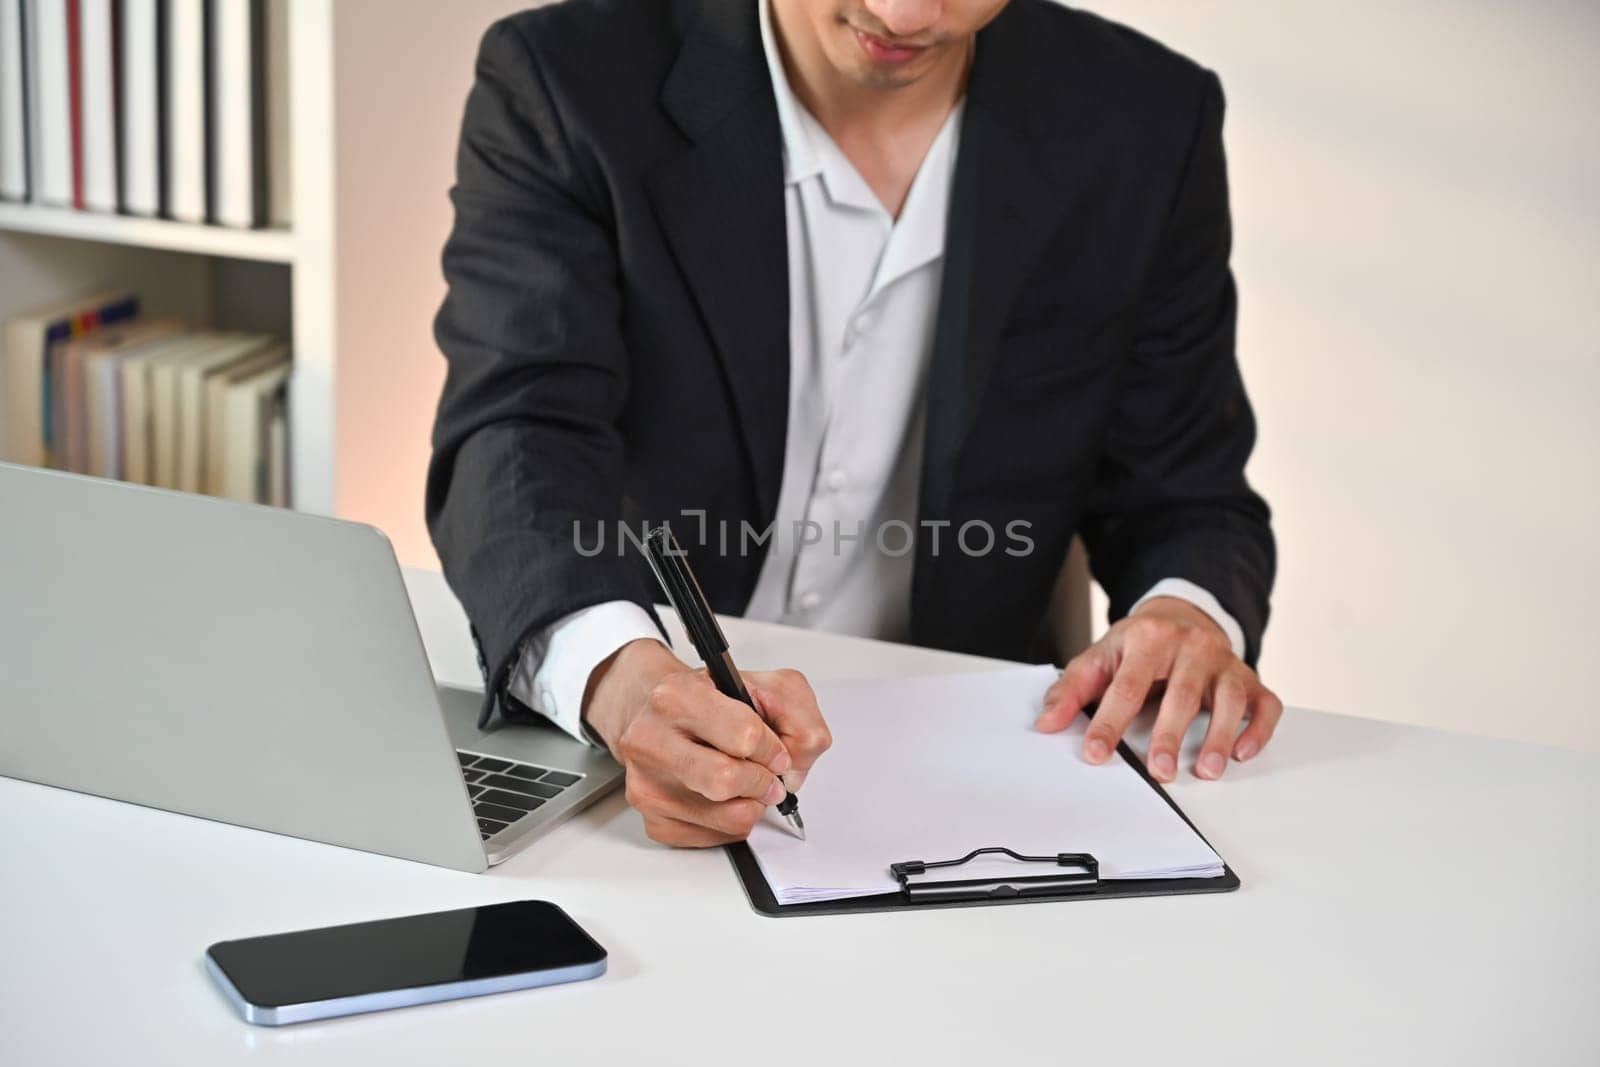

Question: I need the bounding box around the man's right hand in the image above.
[581,639,832,847]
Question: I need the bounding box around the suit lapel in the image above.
[920,4,1087,519]
[921,107,1061,517]
[648,2,789,523]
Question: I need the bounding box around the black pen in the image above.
[641,524,806,839]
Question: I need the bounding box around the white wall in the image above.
[331,0,1600,752]
[331,0,530,567]
[1076,0,1600,751]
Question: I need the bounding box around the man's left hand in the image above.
[1034,597,1283,782]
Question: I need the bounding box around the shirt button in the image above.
[797,591,822,613]
[853,307,877,333]
[824,468,847,492]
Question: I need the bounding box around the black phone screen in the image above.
[207,900,606,1008]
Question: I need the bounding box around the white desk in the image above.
[3,567,1596,1066]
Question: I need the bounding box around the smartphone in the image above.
[205,900,606,1026]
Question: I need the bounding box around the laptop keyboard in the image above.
[456,750,585,840]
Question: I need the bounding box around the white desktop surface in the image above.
[2,566,1596,1066]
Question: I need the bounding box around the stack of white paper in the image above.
[746,665,1223,905]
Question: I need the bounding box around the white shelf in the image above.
[0,202,295,264]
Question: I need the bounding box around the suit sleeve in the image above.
[427,19,662,726]
[1078,71,1277,666]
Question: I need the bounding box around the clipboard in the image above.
[727,737,1240,917]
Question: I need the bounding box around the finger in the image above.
[666,685,792,774]
[651,787,768,840]
[617,716,779,804]
[1196,668,1251,780]
[1082,644,1163,764]
[673,742,785,805]
[1146,651,1212,783]
[748,669,832,771]
[1036,646,1114,732]
[1233,686,1284,762]
[613,713,682,776]
[641,813,741,849]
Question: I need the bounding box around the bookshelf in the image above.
[3,0,531,565]
[0,203,296,262]
[0,0,335,515]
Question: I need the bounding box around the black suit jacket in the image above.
[428,0,1275,724]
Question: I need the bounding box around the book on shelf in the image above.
[172,332,273,491]
[77,0,115,211]
[208,0,263,228]
[217,347,288,502]
[208,0,287,228]
[263,0,288,228]
[120,331,213,483]
[202,338,280,494]
[117,0,162,216]
[52,317,180,472]
[29,0,74,206]
[146,329,246,488]
[0,0,29,201]
[3,289,139,466]
[2,294,292,505]
[75,319,185,477]
[3,0,291,225]
[264,377,288,506]
[164,0,204,222]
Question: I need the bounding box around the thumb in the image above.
[748,669,832,771]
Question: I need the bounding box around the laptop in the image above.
[0,463,624,872]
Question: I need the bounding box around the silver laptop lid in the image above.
[0,464,486,873]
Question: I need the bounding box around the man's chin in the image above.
[842,55,940,90]
[853,68,923,90]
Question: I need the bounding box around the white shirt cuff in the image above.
[506,600,664,747]
[1131,577,1247,660]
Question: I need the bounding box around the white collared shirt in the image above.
[741,0,958,639]
[509,0,1243,743]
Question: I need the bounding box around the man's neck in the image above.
[769,0,970,151]
[769,0,972,216]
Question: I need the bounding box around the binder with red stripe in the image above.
[65,0,82,209]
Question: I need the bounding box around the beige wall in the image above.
[1076,0,1600,751]
[331,0,529,566]
[330,1,1600,751]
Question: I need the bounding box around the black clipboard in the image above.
[727,737,1239,917]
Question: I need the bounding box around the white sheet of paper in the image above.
[746,665,1223,905]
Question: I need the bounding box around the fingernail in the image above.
[1234,739,1258,762]
[1199,752,1226,779]
[1084,738,1109,763]
[762,780,786,806]
[783,769,807,793]
[768,748,792,774]
[1033,712,1054,732]
[1151,752,1176,780]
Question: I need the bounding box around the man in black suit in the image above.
[429,0,1280,846]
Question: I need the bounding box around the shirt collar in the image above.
[757,0,964,285]
[871,100,962,288]
[758,0,821,184]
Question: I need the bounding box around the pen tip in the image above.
[790,812,806,841]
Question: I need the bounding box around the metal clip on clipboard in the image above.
[889,847,1101,904]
